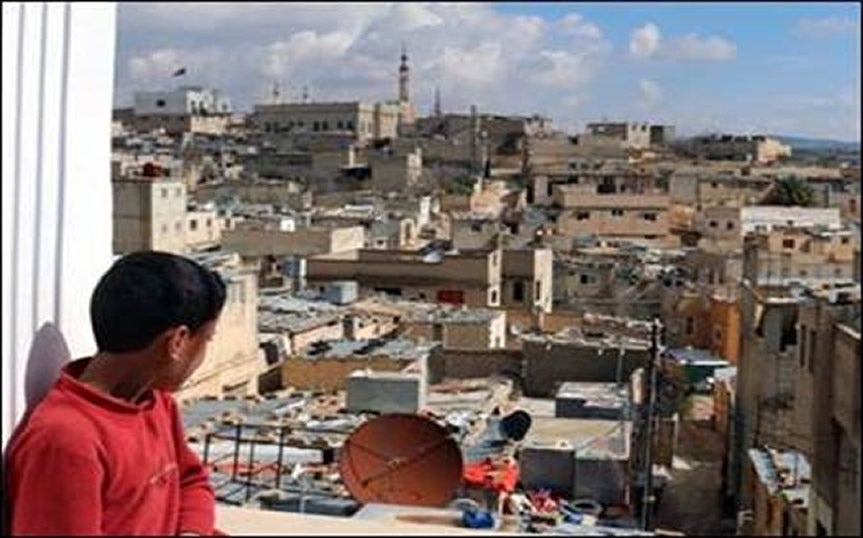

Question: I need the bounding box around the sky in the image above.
[114,2,861,141]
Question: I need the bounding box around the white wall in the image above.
[2,2,116,449]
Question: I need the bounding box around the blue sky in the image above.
[115,2,861,140]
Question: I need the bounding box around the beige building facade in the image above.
[177,253,265,401]
[306,248,503,308]
[250,101,400,142]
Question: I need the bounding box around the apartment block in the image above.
[501,247,553,314]
[113,174,188,255]
[306,247,503,308]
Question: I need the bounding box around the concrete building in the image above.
[522,327,652,397]
[193,180,311,209]
[696,205,843,251]
[113,173,188,255]
[587,122,674,149]
[249,101,400,142]
[520,418,632,506]
[743,448,811,536]
[742,226,857,287]
[128,86,232,135]
[367,145,422,192]
[550,173,671,239]
[222,223,365,259]
[345,370,426,414]
[185,207,222,250]
[555,382,628,420]
[400,304,507,350]
[677,134,792,164]
[306,247,503,308]
[501,247,553,314]
[177,252,265,401]
[668,172,773,207]
[280,338,434,391]
[795,288,861,536]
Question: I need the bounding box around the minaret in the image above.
[398,43,410,103]
[434,86,442,117]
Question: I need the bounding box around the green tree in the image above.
[762,175,815,207]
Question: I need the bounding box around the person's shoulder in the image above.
[8,405,101,463]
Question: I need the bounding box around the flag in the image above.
[172,67,186,77]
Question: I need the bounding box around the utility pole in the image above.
[641,317,662,531]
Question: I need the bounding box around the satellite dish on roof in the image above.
[499,410,532,441]
[339,413,463,507]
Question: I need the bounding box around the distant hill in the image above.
[775,135,861,153]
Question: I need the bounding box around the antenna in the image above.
[272,81,280,104]
[302,85,309,104]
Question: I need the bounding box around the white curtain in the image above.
[2,2,116,449]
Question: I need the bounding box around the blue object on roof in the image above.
[462,509,495,529]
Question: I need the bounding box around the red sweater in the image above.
[4,358,215,535]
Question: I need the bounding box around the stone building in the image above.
[306,247,503,308]
[177,252,264,401]
[249,101,401,142]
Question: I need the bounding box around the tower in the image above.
[398,43,410,103]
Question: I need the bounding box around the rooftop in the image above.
[747,448,811,508]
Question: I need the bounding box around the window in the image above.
[709,220,718,228]
[576,211,590,220]
[155,99,165,107]
[580,274,590,285]
[535,280,542,301]
[834,267,843,277]
[841,236,850,245]
[685,317,694,335]
[313,121,320,131]
[161,223,168,234]
[783,239,795,249]
[726,221,735,230]
[433,323,444,341]
[337,121,343,129]
[642,212,657,221]
[470,222,483,233]
[346,120,354,130]
[490,289,498,304]
[513,281,525,302]
[206,218,212,228]
[799,269,807,277]
[190,219,198,231]
[322,121,329,131]
[611,209,624,217]
[175,221,182,232]
[546,182,554,196]
[161,188,168,198]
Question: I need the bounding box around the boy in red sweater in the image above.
[4,251,227,535]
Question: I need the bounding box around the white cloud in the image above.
[795,16,859,38]
[629,23,661,58]
[668,33,736,61]
[115,3,610,116]
[638,79,662,109]
[559,13,604,40]
[629,23,736,61]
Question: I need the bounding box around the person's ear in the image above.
[166,325,191,362]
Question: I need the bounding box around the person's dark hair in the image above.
[90,251,227,353]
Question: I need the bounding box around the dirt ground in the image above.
[656,395,734,535]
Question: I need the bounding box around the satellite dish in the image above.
[499,410,532,441]
[339,413,463,507]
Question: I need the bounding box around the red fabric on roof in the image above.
[462,457,519,493]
